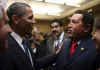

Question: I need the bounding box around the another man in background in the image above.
[0,7,12,70]
[46,19,68,70]
[47,19,68,54]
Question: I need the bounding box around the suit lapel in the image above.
[8,34,32,64]
[8,34,25,54]
[63,33,68,40]
[58,39,72,66]
[70,39,87,62]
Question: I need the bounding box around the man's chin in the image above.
[68,33,73,38]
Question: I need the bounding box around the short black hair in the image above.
[74,10,94,33]
[94,18,100,30]
[7,2,30,24]
[49,19,64,26]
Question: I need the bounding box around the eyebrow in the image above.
[51,25,59,27]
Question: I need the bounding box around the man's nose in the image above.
[30,19,36,27]
[52,27,57,31]
[68,23,72,29]
[32,18,36,24]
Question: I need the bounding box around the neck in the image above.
[12,27,25,38]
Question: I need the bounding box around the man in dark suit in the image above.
[5,2,58,70]
[45,19,68,70]
[55,10,96,70]
[47,19,68,54]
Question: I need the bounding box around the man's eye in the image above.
[55,25,59,28]
[51,25,59,28]
[28,17,32,19]
[28,16,33,20]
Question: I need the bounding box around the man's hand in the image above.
[56,42,63,54]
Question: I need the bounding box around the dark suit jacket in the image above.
[94,52,100,70]
[0,52,8,70]
[4,34,56,70]
[56,36,96,70]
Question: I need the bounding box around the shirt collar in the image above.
[59,32,64,40]
[10,32,23,44]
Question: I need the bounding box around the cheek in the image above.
[74,25,83,33]
[19,20,29,30]
[57,28,61,32]
[96,36,100,44]
[24,20,33,28]
[72,25,79,34]
[72,26,83,38]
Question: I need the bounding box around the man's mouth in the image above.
[67,29,72,34]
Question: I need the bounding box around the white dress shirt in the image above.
[55,32,64,46]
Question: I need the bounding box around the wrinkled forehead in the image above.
[51,22,59,26]
[71,14,83,21]
[24,7,32,14]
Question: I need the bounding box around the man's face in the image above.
[67,14,86,39]
[92,29,100,48]
[16,7,35,37]
[50,22,62,37]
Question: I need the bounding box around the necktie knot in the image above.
[69,42,78,56]
[72,42,77,48]
[22,40,29,56]
[22,40,28,45]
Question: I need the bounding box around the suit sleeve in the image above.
[35,53,57,68]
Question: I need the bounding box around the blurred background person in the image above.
[92,18,100,70]
[0,6,12,70]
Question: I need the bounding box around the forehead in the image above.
[24,7,33,16]
[51,22,59,26]
[71,14,83,21]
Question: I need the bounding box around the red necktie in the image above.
[69,42,77,56]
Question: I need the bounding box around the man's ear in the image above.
[84,24,91,33]
[11,15,19,24]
